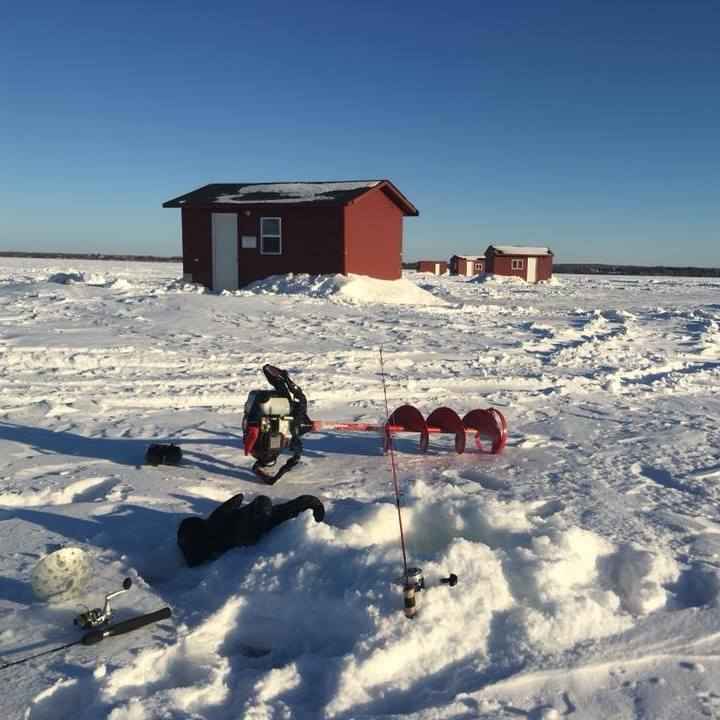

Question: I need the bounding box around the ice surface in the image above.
[0,258,719,719]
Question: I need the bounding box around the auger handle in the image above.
[82,607,171,645]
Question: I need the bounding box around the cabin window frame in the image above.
[511,258,524,270]
[260,217,282,255]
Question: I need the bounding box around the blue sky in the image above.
[1,0,718,265]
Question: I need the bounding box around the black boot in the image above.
[177,516,214,567]
[270,495,325,529]
[224,495,274,548]
[206,493,245,537]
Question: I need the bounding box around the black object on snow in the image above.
[177,493,325,567]
[145,443,182,466]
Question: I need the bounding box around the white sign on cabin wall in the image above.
[241,236,257,249]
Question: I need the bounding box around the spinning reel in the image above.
[74,578,133,629]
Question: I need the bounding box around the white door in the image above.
[527,257,537,283]
[465,261,473,276]
[212,213,239,291]
[434,263,440,274]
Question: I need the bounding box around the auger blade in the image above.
[387,405,429,452]
[426,407,466,453]
[462,408,508,454]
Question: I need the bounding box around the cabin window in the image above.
[511,259,524,270]
[260,217,282,255]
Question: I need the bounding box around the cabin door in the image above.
[211,213,239,291]
[527,257,537,283]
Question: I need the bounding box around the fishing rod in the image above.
[379,347,416,619]
[0,607,171,672]
[379,348,460,619]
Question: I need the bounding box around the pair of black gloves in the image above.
[177,493,325,566]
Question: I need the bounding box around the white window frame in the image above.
[511,258,524,270]
[260,217,282,255]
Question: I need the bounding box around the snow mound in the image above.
[243,273,447,305]
[47,270,87,284]
[164,278,207,293]
[469,273,527,284]
[46,270,110,286]
[109,278,135,291]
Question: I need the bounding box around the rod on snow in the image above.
[0,607,172,672]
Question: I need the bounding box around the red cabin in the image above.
[163,180,418,290]
[484,246,553,283]
[449,255,485,276]
[417,260,448,275]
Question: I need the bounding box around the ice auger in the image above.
[242,364,508,483]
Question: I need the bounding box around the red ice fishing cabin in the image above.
[162,180,418,291]
[417,260,448,274]
[449,255,485,276]
[484,245,554,283]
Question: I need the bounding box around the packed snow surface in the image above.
[491,246,552,256]
[1,258,719,719]
[214,181,380,204]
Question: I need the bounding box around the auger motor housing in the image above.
[242,365,312,483]
[243,391,293,465]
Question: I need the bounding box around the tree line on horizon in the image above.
[403,260,719,278]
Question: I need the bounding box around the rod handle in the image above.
[82,607,171,645]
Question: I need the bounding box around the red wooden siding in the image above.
[181,205,346,288]
[235,204,345,285]
[343,187,403,280]
[181,208,212,288]
[488,255,526,280]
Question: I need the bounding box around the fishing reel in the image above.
[395,568,459,619]
[74,578,132,629]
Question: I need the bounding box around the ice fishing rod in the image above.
[379,347,416,619]
[0,607,171,672]
[379,349,460,620]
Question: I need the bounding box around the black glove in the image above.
[177,494,325,567]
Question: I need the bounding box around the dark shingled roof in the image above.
[162,180,418,216]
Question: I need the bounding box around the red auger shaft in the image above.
[310,404,508,455]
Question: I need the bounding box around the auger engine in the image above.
[242,365,313,483]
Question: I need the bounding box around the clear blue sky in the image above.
[2,0,718,265]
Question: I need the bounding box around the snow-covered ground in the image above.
[1,257,719,720]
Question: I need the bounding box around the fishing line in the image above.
[378,347,414,617]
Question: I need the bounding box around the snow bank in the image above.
[46,270,132,289]
[243,273,447,305]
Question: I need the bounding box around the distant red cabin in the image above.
[163,180,418,290]
[449,255,485,276]
[417,260,448,275]
[485,245,553,282]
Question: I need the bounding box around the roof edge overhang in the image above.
[372,180,419,216]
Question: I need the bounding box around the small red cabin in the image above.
[449,255,485,276]
[484,245,553,283]
[163,180,418,290]
[417,260,448,275]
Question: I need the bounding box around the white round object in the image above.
[31,547,93,602]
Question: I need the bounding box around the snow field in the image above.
[0,257,719,718]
